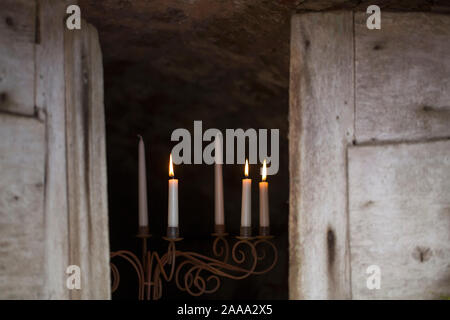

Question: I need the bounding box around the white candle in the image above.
[241,159,252,228]
[168,154,179,228]
[138,135,148,228]
[214,133,225,227]
[259,160,270,228]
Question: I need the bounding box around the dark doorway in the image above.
[80,0,290,300]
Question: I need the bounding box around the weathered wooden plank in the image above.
[65,19,110,299]
[0,0,35,116]
[85,23,111,299]
[0,114,46,299]
[348,140,450,299]
[355,12,450,143]
[289,11,354,299]
[36,0,70,299]
[0,0,36,42]
[0,0,109,299]
[65,20,87,300]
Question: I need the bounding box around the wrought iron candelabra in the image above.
[110,226,278,300]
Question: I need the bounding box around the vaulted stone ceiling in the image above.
[78,0,450,138]
[79,0,293,116]
[80,0,449,85]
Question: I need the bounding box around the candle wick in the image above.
[137,134,143,140]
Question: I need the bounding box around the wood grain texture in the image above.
[0,0,109,299]
[355,12,450,143]
[349,140,450,299]
[64,17,86,301]
[36,0,71,299]
[86,23,111,299]
[64,19,111,299]
[0,0,35,116]
[0,115,46,299]
[289,11,354,299]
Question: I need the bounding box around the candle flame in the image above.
[169,154,174,177]
[262,159,267,181]
[244,159,249,177]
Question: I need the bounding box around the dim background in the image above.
[79,0,291,300]
[103,76,289,299]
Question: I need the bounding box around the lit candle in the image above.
[259,159,270,236]
[214,133,225,233]
[138,135,149,233]
[240,159,252,237]
[168,154,179,238]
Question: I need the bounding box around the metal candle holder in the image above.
[110,226,278,299]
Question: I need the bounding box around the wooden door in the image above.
[0,0,110,299]
[289,11,450,299]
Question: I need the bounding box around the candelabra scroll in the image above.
[212,233,229,263]
[253,236,278,274]
[110,234,278,300]
[110,250,145,300]
[149,237,181,299]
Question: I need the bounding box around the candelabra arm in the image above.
[111,234,278,300]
